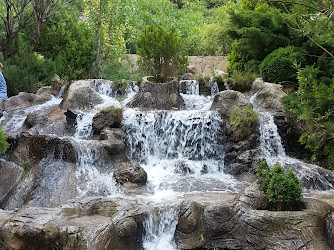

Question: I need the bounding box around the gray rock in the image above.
[177,200,203,234]
[251,78,286,111]
[59,80,102,111]
[210,90,249,122]
[274,110,311,161]
[92,107,123,135]
[113,161,147,187]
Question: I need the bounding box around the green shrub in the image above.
[229,70,258,92]
[0,127,9,154]
[3,37,56,96]
[256,161,303,211]
[230,105,258,140]
[137,24,188,82]
[259,46,306,83]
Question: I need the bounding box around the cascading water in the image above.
[74,140,120,197]
[250,93,289,166]
[73,81,138,196]
[130,80,244,249]
[142,207,178,250]
[0,96,62,138]
[250,93,334,192]
[180,80,217,110]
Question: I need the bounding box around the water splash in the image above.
[142,207,178,250]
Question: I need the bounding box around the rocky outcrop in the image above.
[233,183,332,250]
[113,161,147,188]
[0,197,149,250]
[127,77,185,110]
[210,90,249,124]
[8,132,77,167]
[251,78,286,111]
[92,107,123,135]
[59,80,102,111]
[100,128,128,162]
[23,106,67,137]
[210,90,259,179]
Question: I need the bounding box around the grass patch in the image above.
[231,105,258,140]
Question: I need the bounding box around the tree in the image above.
[137,24,188,82]
[0,0,34,59]
[31,0,72,50]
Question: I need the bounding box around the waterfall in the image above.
[74,140,119,197]
[142,207,178,250]
[123,108,243,194]
[180,80,217,110]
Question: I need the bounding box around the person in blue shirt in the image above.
[0,62,8,112]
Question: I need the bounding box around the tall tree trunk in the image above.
[32,19,42,50]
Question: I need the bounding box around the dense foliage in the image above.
[137,25,188,82]
[259,47,306,83]
[256,161,303,211]
[283,66,334,169]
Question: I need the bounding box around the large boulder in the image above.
[92,107,123,135]
[251,78,286,111]
[5,92,52,112]
[274,110,311,161]
[23,106,67,137]
[113,161,147,188]
[59,80,102,111]
[127,77,185,110]
[100,128,128,162]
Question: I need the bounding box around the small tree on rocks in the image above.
[137,24,188,83]
[256,160,303,211]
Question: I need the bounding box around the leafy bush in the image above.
[137,24,188,82]
[0,127,9,154]
[283,67,334,169]
[256,161,303,211]
[230,105,258,140]
[259,46,306,83]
